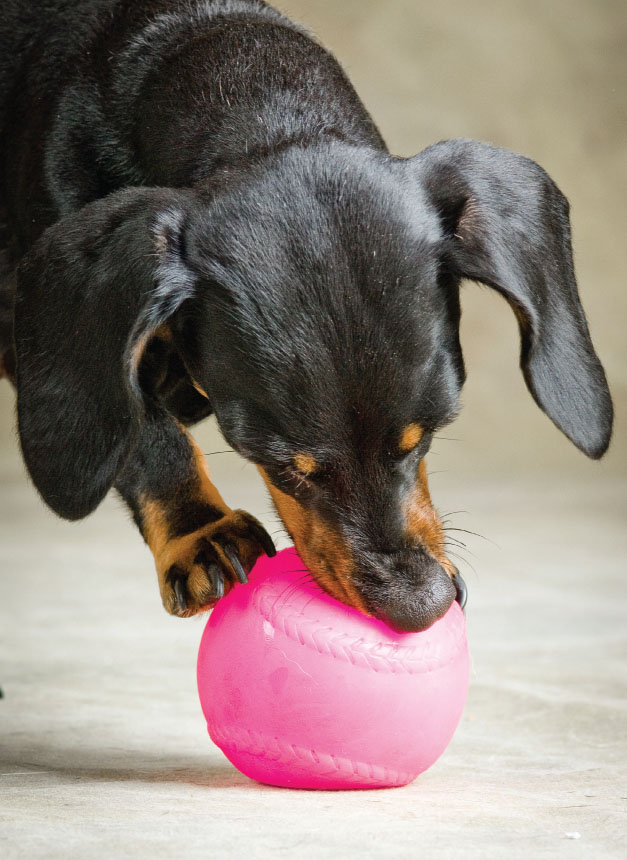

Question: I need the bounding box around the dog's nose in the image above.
[362,550,457,633]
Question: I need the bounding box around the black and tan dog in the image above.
[0,0,612,632]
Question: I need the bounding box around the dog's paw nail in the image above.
[248,519,277,558]
[208,563,225,599]
[173,575,188,612]
[223,543,248,584]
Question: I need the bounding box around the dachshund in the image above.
[0,0,613,632]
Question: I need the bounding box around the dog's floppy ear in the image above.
[15,187,197,520]
[406,139,613,458]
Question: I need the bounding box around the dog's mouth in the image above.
[303,547,467,633]
[258,466,467,630]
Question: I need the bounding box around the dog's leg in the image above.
[115,411,275,616]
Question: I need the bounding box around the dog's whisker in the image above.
[445,527,498,547]
[444,536,468,550]
[445,539,477,560]
[271,569,317,610]
[445,550,477,577]
[444,535,471,550]
[442,528,468,546]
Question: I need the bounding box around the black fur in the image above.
[1,0,613,630]
[14,188,197,519]
[408,140,613,458]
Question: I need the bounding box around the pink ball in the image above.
[197,547,469,790]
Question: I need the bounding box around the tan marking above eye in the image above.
[399,422,424,453]
[293,452,318,475]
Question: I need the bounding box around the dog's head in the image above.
[180,141,613,629]
[15,140,612,629]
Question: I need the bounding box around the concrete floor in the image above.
[2,1,627,858]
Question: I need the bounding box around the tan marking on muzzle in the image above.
[404,459,455,576]
[257,466,370,614]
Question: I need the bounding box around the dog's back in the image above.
[1,0,120,367]
[0,0,384,375]
[0,3,114,372]
[1,0,383,244]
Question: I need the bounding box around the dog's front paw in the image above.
[158,510,276,617]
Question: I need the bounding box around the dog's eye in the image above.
[411,431,433,460]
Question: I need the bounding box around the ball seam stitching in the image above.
[253,589,467,674]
